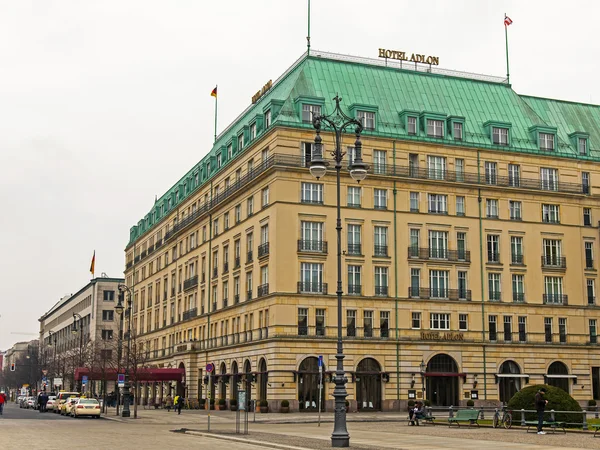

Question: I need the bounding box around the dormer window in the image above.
[217,153,222,168]
[237,134,244,151]
[540,133,555,151]
[357,111,375,130]
[302,104,321,123]
[408,117,417,135]
[579,137,587,155]
[250,123,257,140]
[492,127,509,145]
[265,109,272,128]
[227,143,232,159]
[453,122,463,141]
[427,119,444,138]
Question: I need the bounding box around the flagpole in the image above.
[307,0,311,55]
[213,85,218,143]
[504,13,510,84]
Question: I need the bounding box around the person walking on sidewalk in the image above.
[165,394,173,412]
[176,395,184,415]
[0,391,6,415]
[535,388,548,435]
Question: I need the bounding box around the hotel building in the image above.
[124,51,600,411]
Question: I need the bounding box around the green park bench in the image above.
[524,420,566,434]
[448,409,480,427]
[590,423,600,437]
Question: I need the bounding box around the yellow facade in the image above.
[124,124,600,411]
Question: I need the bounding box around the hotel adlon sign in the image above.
[378,48,439,66]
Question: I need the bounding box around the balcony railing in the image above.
[257,284,269,297]
[541,255,567,269]
[347,284,362,295]
[586,258,594,269]
[588,296,596,305]
[234,294,240,304]
[297,282,328,294]
[347,244,362,255]
[223,298,228,308]
[408,287,471,301]
[183,275,198,291]
[298,240,328,253]
[223,262,229,274]
[247,290,252,301]
[487,252,501,263]
[247,251,253,263]
[511,254,524,265]
[513,292,526,303]
[488,291,502,302]
[408,247,470,262]
[375,286,388,296]
[212,267,218,278]
[258,243,270,258]
[234,256,241,269]
[374,245,388,257]
[182,308,197,321]
[543,294,568,305]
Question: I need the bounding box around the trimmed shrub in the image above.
[281,400,289,407]
[507,384,582,425]
[466,399,475,407]
[407,400,415,408]
[589,399,597,407]
[229,399,238,406]
[260,400,268,407]
[209,398,215,405]
[424,400,431,407]
[218,398,226,406]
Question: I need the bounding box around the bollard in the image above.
[480,408,484,420]
[550,409,555,422]
[596,405,599,420]
[583,409,588,431]
[449,405,454,418]
[520,409,526,426]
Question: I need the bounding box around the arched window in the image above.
[356,358,382,411]
[298,357,324,411]
[547,361,569,393]
[499,360,522,403]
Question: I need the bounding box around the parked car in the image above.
[61,398,78,416]
[72,398,101,418]
[26,397,36,409]
[16,395,25,405]
[54,392,80,414]
[45,396,58,411]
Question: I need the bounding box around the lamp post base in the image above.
[331,371,350,448]
[122,383,131,418]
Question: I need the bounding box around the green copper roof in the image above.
[127,50,600,247]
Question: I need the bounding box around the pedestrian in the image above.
[535,387,548,435]
[409,400,425,425]
[0,391,6,415]
[165,394,173,412]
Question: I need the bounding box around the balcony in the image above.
[541,255,567,269]
[487,252,501,264]
[408,247,470,262]
[234,294,240,304]
[257,284,269,297]
[298,240,328,253]
[347,284,362,295]
[588,296,596,305]
[212,267,218,278]
[375,286,388,296]
[234,256,241,269]
[543,294,568,305]
[183,275,198,291]
[513,292,526,303]
[247,251,253,264]
[586,258,594,270]
[223,262,229,274]
[374,245,388,257]
[347,202,361,208]
[182,308,198,321]
[301,198,324,205]
[223,298,228,308]
[511,254,524,265]
[297,282,328,294]
[408,287,471,301]
[258,243,270,258]
[247,290,252,301]
[347,244,362,256]
[488,291,502,302]
[212,302,217,312]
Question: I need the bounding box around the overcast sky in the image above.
[1,0,598,351]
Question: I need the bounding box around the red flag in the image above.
[90,251,95,277]
[210,86,217,98]
[504,16,513,26]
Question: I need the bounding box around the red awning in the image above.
[423,372,467,377]
[74,367,184,382]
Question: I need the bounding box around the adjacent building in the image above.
[38,275,124,393]
[123,50,600,411]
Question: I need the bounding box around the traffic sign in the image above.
[82,375,88,385]
[318,355,323,367]
[42,377,47,383]
[117,373,125,388]
[42,369,48,376]
[206,363,215,373]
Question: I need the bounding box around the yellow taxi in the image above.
[54,392,80,414]
[72,398,101,418]
[60,397,78,416]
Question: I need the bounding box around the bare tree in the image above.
[125,328,150,419]
[88,339,119,412]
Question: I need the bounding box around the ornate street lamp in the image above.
[117,284,133,418]
[309,95,368,448]
[420,360,427,401]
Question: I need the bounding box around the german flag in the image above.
[211,86,217,98]
[90,251,96,277]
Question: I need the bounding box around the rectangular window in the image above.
[429,270,449,299]
[542,204,560,223]
[101,329,113,340]
[347,146,357,165]
[300,262,323,293]
[265,110,271,128]
[559,317,567,343]
[301,182,323,204]
[579,137,587,155]
[250,123,256,140]
[407,117,417,135]
[512,274,525,302]
[428,230,448,259]
[302,104,321,123]
[298,308,308,336]
[410,192,419,212]
[217,153,222,168]
[458,271,467,299]
[590,319,598,344]
[518,316,526,342]
[486,199,499,218]
[300,221,324,252]
[427,119,444,138]
[456,196,465,216]
[459,313,468,331]
[584,208,592,226]
[235,204,241,223]
[510,236,523,264]
[586,242,594,269]
[102,310,114,321]
[409,229,420,258]
[237,134,244,151]
[588,279,596,305]
[488,273,501,301]
[545,317,553,343]
[540,133,555,151]
[103,290,115,301]
[544,276,564,304]
[583,172,590,194]
[487,235,500,263]
[485,162,497,185]
[380,311,390,338]
[540,168,558,191]
[347,224,362,255]
[503,316,512,342]
[301,142,314,167]
[374,227,388,257]
[373,150,386,174]
[374,189,387,209]
[430,313,450,330]
[346,310,356,337]
[412,312,421,329]
[363,310,373,337]
[489,315,497,341]
[509,201,522,220]
[410,268,420,297]
[428,194,447,214]
[247,197,254,216]
[457,232,467,261]
[508,164,520,187]
[492,127,508,145]
[261,187,269,207]
[347,265,362,295]
[357,111,375,130]
[455,158,464,182]
[543,239,562,266]
[374,267,389,296]
[427,155,446,180]
[316,308,325,336]
[347,186,361,207]
[453,122,463,141]
[409,153,419,176]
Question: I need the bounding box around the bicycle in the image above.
[493,407,513,429]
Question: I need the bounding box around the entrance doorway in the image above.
[498,360,522,403]
[356,358,381,411]
[298,357,324,411]
[426,354,459,406]
[547,361,569,393]
[243,360,252,410]
[231,361,239,403]
[258,358,268,402]
[219,362,227,400]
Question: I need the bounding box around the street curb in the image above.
[181,430,314,450]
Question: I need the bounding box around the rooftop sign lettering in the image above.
[252,80,273,104]
[378,48,439,66]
